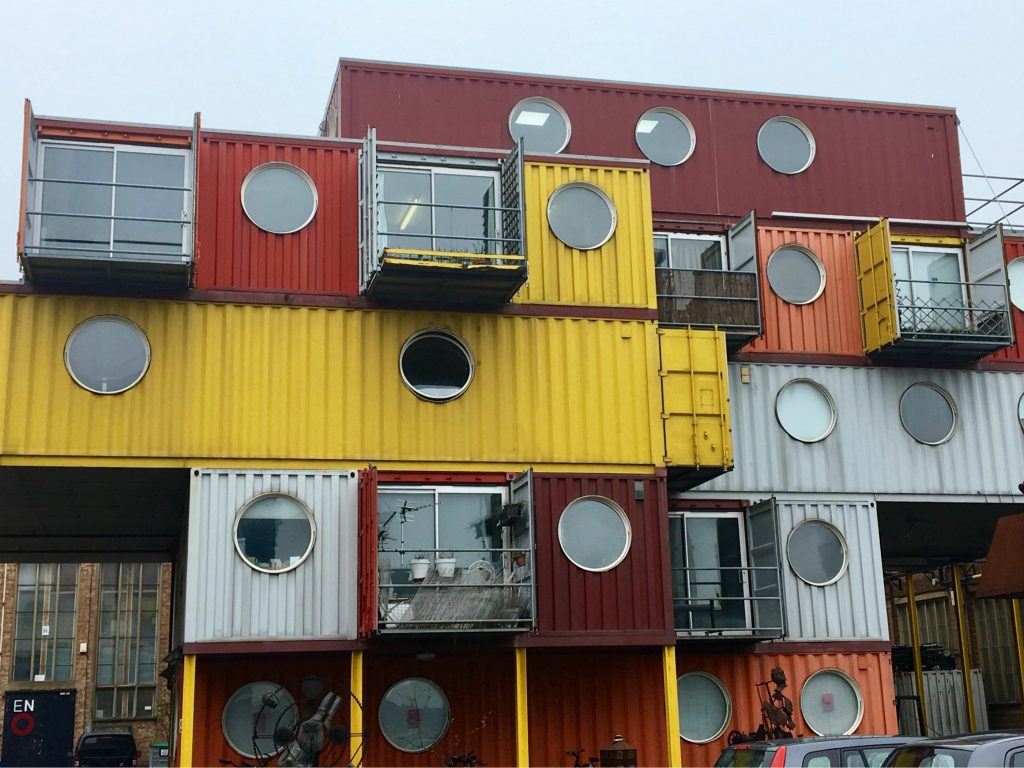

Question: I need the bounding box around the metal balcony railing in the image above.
[655,267,761,344]
[672,565,784,638]
[893,278,1012,345]
[377,546,533,633]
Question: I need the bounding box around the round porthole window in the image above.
[222,681,297,758]
[65,315,151,395]
[677,672,732,744]
[800,669,864,736]
[233,493,316,574]
[899,382,957,445]
[788,520,848,586]
[758,116,815,174]
[635,108,695,167]
[547,183,617,250]
[400,330,474,403]
[509,97,571,154]
[241,162,318,234]
[775,379,837,443]
[378,678,450,753]
[558,496,631,572]
[1007,257,1024,311]
[767,245,826,305]
[1018,393,1024,434]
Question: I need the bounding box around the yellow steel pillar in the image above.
[514,648,530,768]
[951,563,977,732]
[662,646,682,768]
[179,655,197,768]
[904,575,928,735]
[1013,600,1024,722]
[351,651,364,766]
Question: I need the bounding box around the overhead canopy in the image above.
[976,512,1024,598]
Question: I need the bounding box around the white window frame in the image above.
[33,139,192,260]
[654,232,728,271]
[890,243,968,330]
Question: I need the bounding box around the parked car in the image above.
[73,731,139,767]
[716,735,921,767]
[883,732,1024,767]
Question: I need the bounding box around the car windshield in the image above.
[715,746,772,767]
[886,746,969,767]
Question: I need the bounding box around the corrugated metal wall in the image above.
[362,650,517,767]
[0,295,663,470]
[986,237,1024,363]
[335,61,965,224]
[699,363,1024,496]
[194,134,360,294]
[895,670,989,736]
[184,469,359,643]
[515,162,655,308]
[676,650,897,767]
[190,653,351,768]
[776,497,888,641]
[747,228,863,356]
[532,474,672,638]
[527,648,668,767]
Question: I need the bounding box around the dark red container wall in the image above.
[986,237,1024,363]
[363,650,517,767]
[527,648,668,767]
[191,653,351,768]
[195,134,360,294]
[336,62,964,223]
[532,474,672,640]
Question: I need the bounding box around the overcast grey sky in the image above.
[1,0,1021,280]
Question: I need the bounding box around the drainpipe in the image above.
[951,563,977,732]
[1013,599,1024,723]
[905,575,928,735]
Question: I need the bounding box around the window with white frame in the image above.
[891,244,966,331]
[12,563,79,682]
[654,232,726,271]
[379,166,499,255]
[34,141,190,261]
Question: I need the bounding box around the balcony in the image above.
[377,547,533,633]
[359,130,527,306]
[21,135,193,288]
[857,219,1013,359]
[672,564,785,638]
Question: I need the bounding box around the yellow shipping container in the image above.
[515,162,656,309]
[0,294,668,471]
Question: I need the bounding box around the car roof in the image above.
[896,731,1024,749]
[735,735,919,749]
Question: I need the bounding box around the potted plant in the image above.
[435,551,457,578]
[409,554,431,581]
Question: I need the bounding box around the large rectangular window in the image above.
[891,244,966,332]
[12,563,79,682]
[35,141,190,261]
[94,563,160,720]
[654,233,726,270]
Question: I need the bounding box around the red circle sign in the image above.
[10,711,35,736]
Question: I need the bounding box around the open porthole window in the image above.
[547,183,617,250]
[899,382,957,445]
[775,379,837,443]
[677,672,732,743]
[509,97,571,154]
[800,669,864,736]
[758,116,815,174]
[399,330,474,403]
[233,493,316,574]
[378,678,451,753]
[65,315,151,394]
[635,108,696,167]
[766,245,826,305]
[222,681,297,758]
[558,496,631,572]
[241,162,318,234]
[787,520,848,587]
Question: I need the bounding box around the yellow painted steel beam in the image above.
[951,564,977,732]
[350,651,364,767]
[179,655,196,768]
[905,576,928,734]
[1013,600,1024,722]
[662,646,682,768]
[515,648,530,768]
[891,234,963,246]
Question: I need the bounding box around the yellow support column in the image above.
[662,646,682,768]
[952,564,977,732]
[1013,600,1024,722]
[904,576,928,735]
[179,655,197,768]
[351,651,364,767]
[515,648,530,768]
